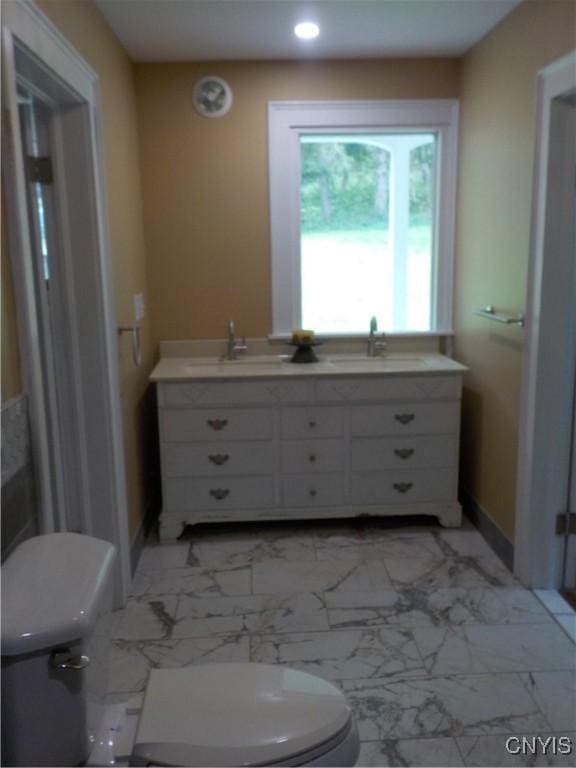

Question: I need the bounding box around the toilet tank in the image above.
[1,533,116,767]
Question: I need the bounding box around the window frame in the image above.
[267,99,459,338]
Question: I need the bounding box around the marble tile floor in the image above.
[108,519,576,767]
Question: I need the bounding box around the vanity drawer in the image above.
[350,402,459,436]
[316,375,461,402]
[164,441,274,477]
[161,408,273,442]
[350,468,456,505]
[281,407,344,439]
[351,435,457,471]
[160,380,312,407]
[165,476,275,511]
[282,474,344,507]
[281,439,344,474]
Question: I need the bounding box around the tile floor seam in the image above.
[457,727,576,737]
[358,735,478,743]
[284,613,559,633]
[339,669,574,687]
[398,621,429,673]
[151,584,552,604]
[513,672,559,735]
[326,616,555,630]
[120,610,568,643]
[452,735,469,768]
[377,554,400,587]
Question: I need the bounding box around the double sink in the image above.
[184,354,429,375]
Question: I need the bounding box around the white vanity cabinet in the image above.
[155,365,464,540]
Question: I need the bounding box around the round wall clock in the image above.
[192,76,233,118]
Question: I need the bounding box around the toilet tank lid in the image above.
[1,533,116,656]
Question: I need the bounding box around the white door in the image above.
[560,368,576,589]
[514,53,576,589]
[2,1,131,603]
[553,93,576,591]
[17,83,86,534]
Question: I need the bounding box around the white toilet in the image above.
[1,533,359,767]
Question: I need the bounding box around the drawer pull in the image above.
[309,488,317,497]
[393,482,413,494]
[394,448,415,460]
[308,453,317,463]
[208,454,229,466]
[308,420,317,429]
[394,413,415,425]
[207,418,228,431]
[209,488,230,500]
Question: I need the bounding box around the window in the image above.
[268,101,459,336]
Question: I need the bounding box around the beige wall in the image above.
[18,0,155,537]
[7,0,572,546]
[454,0,575,539]
[134,59,460,344]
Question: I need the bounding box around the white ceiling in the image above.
[94,0,523,62]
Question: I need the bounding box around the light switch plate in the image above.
[134,293,145,321]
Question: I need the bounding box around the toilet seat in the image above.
[130,663,357,767]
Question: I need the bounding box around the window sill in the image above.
[268,330,455,342]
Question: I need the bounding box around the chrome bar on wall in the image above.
[117,325,142,366]
[473,305,525,328]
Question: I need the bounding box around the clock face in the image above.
[193,76,233,118]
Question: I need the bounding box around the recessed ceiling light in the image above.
[294,21,320,40]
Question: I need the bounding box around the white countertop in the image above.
[150,353,467,382]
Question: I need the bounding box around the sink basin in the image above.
[221,355,286,365]
[327,355,388,363]
[184,355,288,373]
[327,355,427,370]
[184,355,281,365]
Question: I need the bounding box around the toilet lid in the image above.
[131,663,352,767]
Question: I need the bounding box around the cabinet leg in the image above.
[159,515,186,542]
[437,506,462,528]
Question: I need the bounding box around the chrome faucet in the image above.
[226,319,248,360]
[367,316,387,357]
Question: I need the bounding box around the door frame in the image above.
[1,0,131,603]
[514,51,576,588]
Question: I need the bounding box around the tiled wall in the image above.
[1,395,37,559]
